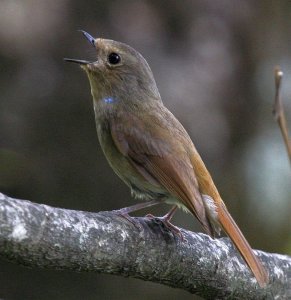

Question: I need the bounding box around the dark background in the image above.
[1,1,290,299]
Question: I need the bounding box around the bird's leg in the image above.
[113,199,161,214]
[112,199,161,228]
[145,204,177,220]
[162,205,178,221]
[146,206,184,240]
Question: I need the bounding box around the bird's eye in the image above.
[108,52,121,65]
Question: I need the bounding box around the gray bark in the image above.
[0,192,290,299]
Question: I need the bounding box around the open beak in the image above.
[64,30,96,65]
[63,58,91,65]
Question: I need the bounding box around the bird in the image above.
[64,30,269,287]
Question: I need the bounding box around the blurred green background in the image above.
[0,1,290,299]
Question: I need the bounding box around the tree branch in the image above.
[0,192,290,299]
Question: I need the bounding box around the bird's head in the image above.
[65,31,160,105]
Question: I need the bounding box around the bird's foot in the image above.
[112,209,142,230]
[111,200,161,230]
[145,206,185,240]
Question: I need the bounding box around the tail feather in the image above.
[218,203,269,288]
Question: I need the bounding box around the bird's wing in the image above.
[110,111,214,235]
[110,110,269,287]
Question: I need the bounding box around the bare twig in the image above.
[273,67,291,163]
[0,192,291,299]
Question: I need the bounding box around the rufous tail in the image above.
[218,203,269,288]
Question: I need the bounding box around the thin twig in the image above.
[273,66,291,164]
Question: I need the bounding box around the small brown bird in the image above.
[65,31,268,287]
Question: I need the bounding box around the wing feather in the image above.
[111,112,214,235]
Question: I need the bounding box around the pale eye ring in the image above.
[107,52,121,65]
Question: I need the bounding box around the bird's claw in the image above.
[112,209,143,230]
[145,214,185,241]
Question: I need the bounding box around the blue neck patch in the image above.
[102,96,117,104]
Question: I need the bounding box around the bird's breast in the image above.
[95,119,167,201]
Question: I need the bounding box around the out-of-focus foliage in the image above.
[0,1,290,299]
